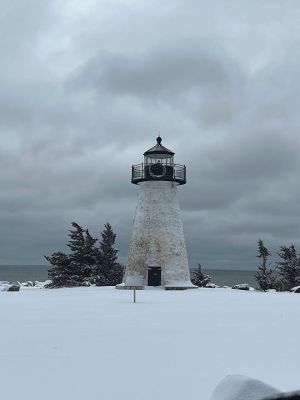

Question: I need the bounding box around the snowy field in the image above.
[0,287,299,400]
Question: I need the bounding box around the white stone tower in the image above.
[117,137,195,290]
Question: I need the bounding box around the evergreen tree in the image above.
[46,222,123,288]
[81,229,99,281]
[255,239,277,291]
[46,251,81,288]
[93,223,124,286]
[100,223,118,274]
[277,244,300,291]
[191,264,211,287]
[67,222,100,285]
[46,222,98,288]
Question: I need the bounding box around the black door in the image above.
[148,267,161,286]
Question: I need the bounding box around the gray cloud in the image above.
[1,0,300,269]
[69,43,233,96]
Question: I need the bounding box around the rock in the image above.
[232,283,250,291]
[290,286,300,293]
[29,280,52,288]
[205,283,220,288]
[210,375,281,400]
[7,283,20,292]
[34,281,45,287]
[21,281,34,287]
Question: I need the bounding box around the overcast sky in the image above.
[1,0,300,269]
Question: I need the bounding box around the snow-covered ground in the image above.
[0,287,299,400]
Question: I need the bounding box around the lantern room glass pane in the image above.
[144,154,174,165]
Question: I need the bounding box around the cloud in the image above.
[1,0,300,269]
[69,42,234,95]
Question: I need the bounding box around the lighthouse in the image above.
[118,136,195,290]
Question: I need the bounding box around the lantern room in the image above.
[131,136,186,185]
[143,136,174,166]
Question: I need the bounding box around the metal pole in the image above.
[133,288,136,303]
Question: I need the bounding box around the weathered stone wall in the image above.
[123,181,193,288]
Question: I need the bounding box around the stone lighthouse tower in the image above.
[118,136,195,290]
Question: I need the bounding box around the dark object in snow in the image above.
[7,283,20,292]
[290,286,300,293]
[264,392,300,400]
[232,283,250,291]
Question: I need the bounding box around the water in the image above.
[0,265,258,287]
[205,269,257,288]
[0,265,49,283]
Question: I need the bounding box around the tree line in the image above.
[46,224,300,292]
[191,240,300,291]
[45,222,124,288]
[255,239,300,291]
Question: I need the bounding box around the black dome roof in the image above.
[143,136,175,156]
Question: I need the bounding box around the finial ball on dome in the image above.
[156,135,162,144]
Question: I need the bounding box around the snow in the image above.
[0,287,299,400]
[210,375,281,400]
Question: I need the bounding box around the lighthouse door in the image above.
[147,267,161,286]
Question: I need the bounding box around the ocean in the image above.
[0,265,258,288]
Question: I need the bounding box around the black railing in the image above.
[131,163,186,185]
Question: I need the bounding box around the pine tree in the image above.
[255,239,277,291]
[191,264,211,287]
[81,229,98,281]
[46,222,99,288]
[46,222,123,288]
[66,222,87,283]
[46,251,81,288]
[93,223,124,286]
[277,244,300,291]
